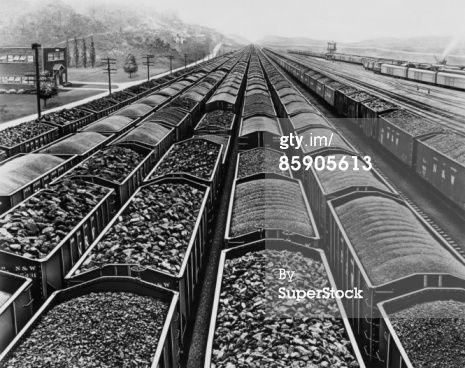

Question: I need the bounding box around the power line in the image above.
[101,57,117,95]
[142,54,155,81]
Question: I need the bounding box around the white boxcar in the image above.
[436,72,465,90]
[381,64,408,78]
[408,68,437,84]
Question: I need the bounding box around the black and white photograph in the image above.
[0,0,464,367]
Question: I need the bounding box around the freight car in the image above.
[224,173,320,247]
[326,191,465,360]
[0,121,59,158]
[204,239,366,368]
[379,63,465,91]
[378,287,465,368]
[61,143,158,207]
[0,271,33,354]
[0,178,115,307]
[65,177,211,350]
[145,137,223,207]
[0,153,75,214]
[0,277,180,368]
[114,121,175,161]
[266,51,465,212]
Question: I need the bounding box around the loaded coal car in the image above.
[37,108,95,136]
[194,110,237,136]
[79,96,120,120]
[287,112,331,133]
[108,90,137,107]
[414,132,465,211]
[334,85,358,116]
[360,98,398,139]
[234,147,292,180]
[113,102,154,119]
[324,80,345,107]
[296,126,357,158]
[138,93,170,108]
[315,76,332,99]
[305,151,397,239]
[61,143,158,207]
[0,277,180,368]
[145,137,223,207]
[205,239,365,368]
[378,287,465,368]
[205,64,247,113]
[0,178,115,307]
[224,173,319,247]
[377,109,444,168]
[0,270,33,354]
[0,153,75,214]
[36,131,113,166]
[192,134,232,178]
[326,191,465,361]
[143,107,191,142]
[114,121,175,161]
[238,115,283,150]
[344,91,375,128]
[79,115,138,138]
[0,121,58,158]
[65,177,211,351]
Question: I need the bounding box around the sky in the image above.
[64,0,465,43]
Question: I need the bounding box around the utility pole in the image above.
[142,54,155,81]
[184,53,187,69]
[168,54,174,74]
[101,57,116,95]
[31,43,42,118]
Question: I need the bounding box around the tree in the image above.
[90,36,96,68]
[123,54,138,78]
[82,38,87,68]
[74,37,79,67]
[39,72,58,107]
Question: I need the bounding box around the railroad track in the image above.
[275,59,465,260]
[284,52,465,135]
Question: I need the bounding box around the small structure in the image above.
[0,46,68,90]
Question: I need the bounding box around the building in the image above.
[0,46,67,90]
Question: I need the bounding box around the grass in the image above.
[67,58,184,84]
[0,89,102,123]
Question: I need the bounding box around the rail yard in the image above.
[0,42,464,368]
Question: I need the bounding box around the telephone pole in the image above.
[142,54,155,81]
[101,57,116,95]
[168,54,174,74]
[184,53,187,69]
[31,43,42,118]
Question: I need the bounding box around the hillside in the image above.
[0,0,223,67]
